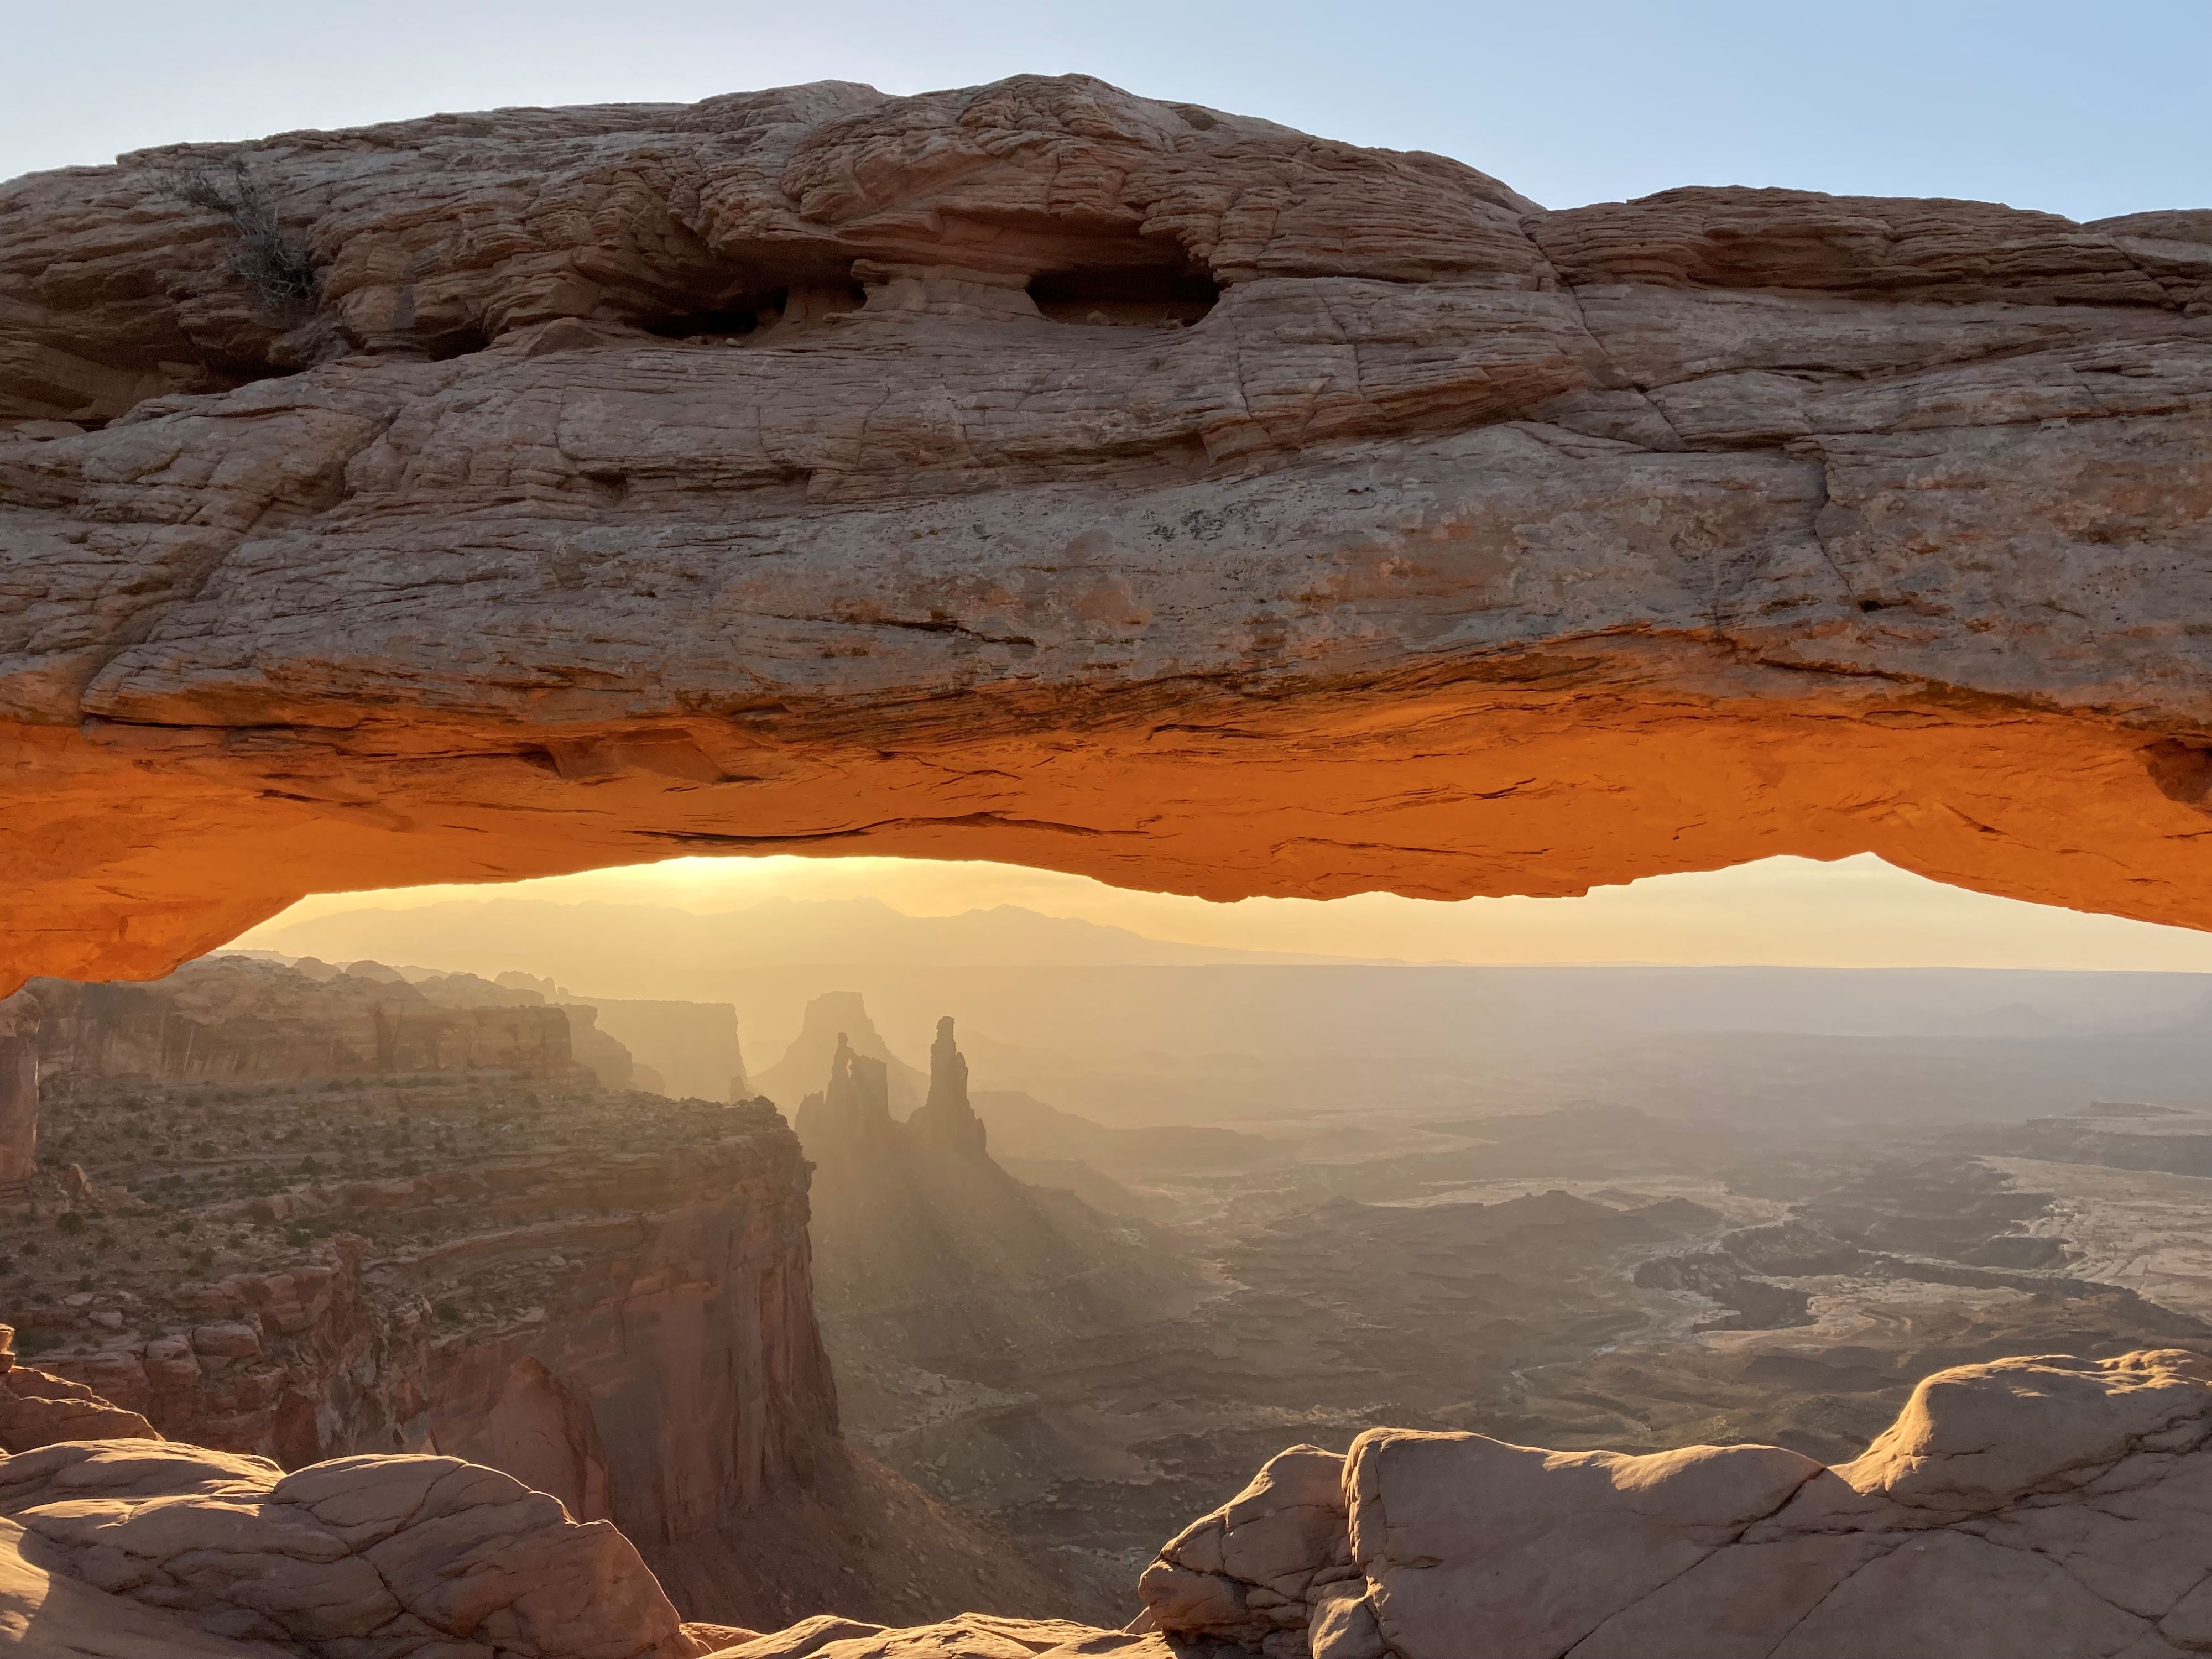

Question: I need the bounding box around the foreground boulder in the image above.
[6,77,2212,988]
[0,1441,690,1657]
[7,1348,2211,1655]
[1139,1349,2212,1657]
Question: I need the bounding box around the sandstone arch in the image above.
[4,75,2211,994]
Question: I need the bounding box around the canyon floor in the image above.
[10,979,2212,1634]
[818,1088,2212,1618]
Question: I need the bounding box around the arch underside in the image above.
[3,75,2210,991]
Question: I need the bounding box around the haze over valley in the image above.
[12,858,2212,1627]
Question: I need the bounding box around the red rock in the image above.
[2,76,2210,990]
[0,1322,161,1452]
[187,1321,260,1360]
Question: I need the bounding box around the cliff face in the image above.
[575,997,752,1102]
[29,1117,837,1550]
[6,1050,1081,1630]
[0,995,33,1193]
[5,76,2212,992]
[28,957,588,1084]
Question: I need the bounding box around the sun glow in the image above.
[231,852,2212,972]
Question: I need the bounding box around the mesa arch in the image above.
[3,72,2212,997]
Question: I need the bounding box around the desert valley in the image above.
[11,925,2212,1647]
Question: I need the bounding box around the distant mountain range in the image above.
[258,894,1365,982]
[238,897,2212,1133]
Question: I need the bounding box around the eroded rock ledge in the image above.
[4,75,2212,986]
[6,1349,2211,1656]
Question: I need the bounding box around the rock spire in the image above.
[794,1032,897,1157]
[905,1016,988,1158]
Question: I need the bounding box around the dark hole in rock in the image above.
[1028,265,1220,327]
[2144,737,2212,806]
[644,305,766,341]
[636,278,869,342]
[421,325,493,362]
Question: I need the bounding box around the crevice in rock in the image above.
[622,265,869,343]
[1749,1542,1902,1659]
[1028,264,1220,328]
[644,305,770,341]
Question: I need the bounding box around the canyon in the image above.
[3,76,2212,989]
[768,995,2212,1616]
[0,959,1070,1632]
[12,943,2212,1651]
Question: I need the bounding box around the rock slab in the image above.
[1140,1349,2212,1658]
[0,1440,689,1658]
[3,77,2212,988]
[8,1349,2211,1656]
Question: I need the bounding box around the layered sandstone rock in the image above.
[0,1434,1114,1659]
[0,994,34,1193]
[706,1613,1155,1658]
[403,967,662,1091]
[29,957,592,1084]
[6,1070,1076,1631]
[0,1324,159,1452]
[1138,1349,2212,1658]
[25,1118,837,1554]
[4,77,2212,990]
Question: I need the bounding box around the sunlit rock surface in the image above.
[1139,1350,2212,1659]
[0,1440,690,1658]
[4,77,2211,987]
[7,1350,2212,1655]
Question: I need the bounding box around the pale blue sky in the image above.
[7,1,2207,219]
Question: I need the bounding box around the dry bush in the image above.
[165,158,320,320]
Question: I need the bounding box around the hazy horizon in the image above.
[229,851,2212,975]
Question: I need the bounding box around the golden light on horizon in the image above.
[230,852,2212,974]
